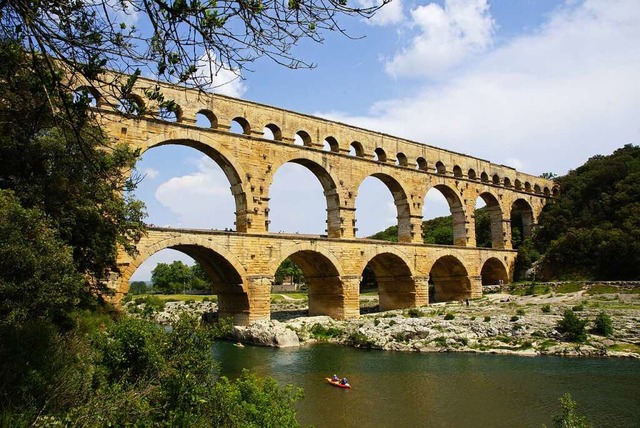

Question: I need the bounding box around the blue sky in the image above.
[130,0,640,281]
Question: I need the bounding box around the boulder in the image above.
[234,320,300,348]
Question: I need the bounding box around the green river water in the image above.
[212,342,640,428]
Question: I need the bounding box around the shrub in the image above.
[516,308,526,316]
[593,311,614,336]
[541,304,551,313]
[373,318,380,326]
[444,313,455,320]
[549,393,593,428]
[572,304,585,312]
[310,323,343,340]
[347,331,375,348]
[483,316,491,322]
[510,315,520,322]
[406,308,423,318]
[556,309,587,342]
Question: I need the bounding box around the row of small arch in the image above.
[76,86,558,197]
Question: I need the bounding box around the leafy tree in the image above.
[275,258,304,285]
[190,262,211,292]
[151,261,193,294]
[548,393,593,428]
[129,281,149,295]
[474,207,492,248]
[556,309,587,342]
[593,310,614,337]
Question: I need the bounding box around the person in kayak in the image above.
[331,374,339,382]
[340,378,349,385]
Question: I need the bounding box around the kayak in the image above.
[326,378,351,389]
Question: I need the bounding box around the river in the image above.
[212,342,640,427]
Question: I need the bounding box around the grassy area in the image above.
[134,294,217,302]
[608,343,640,353]
[587,284,640,295]
[555,282,584,294]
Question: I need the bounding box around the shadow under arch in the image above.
[481,257,509,286]
[424,184,467,246]
[270,243,346,319]
[511,198,535,247]
[138,137,251,232]
[358,172,413,242]
[269,157,342,237]
[362,252,417,312]
[477,191,506,249]
[429,255,471,302]
[119,234,250,324]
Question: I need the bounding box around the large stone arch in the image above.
[138,137,252,232]
[511,198,535,247]
[355,172,414,242]
[476,191,506,249]
[119,234,250,323]
[423,183,467,246]
[480,257,509,285]
[267,157,342,237]
[270,243,347,319]
[362,252,418,311]
[429,255,471,302]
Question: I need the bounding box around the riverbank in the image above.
[125,285,640,359]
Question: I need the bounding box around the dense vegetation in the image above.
[0,44,302,426]
[534,144,640,280]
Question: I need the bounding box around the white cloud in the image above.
[359,0,405,26]
[321,0,640,176]
[385,0,495,78]
[154,156,236,229]
[191,52,247,98]
[142,167,159,179]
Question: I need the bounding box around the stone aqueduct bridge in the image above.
[80,73,557,325]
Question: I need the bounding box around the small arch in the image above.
[552,186,560,197]
[416,157,428,171]
[524,182,532,192]
[543,187,551,197]
[514,179,522,190]
[374,148,387,162]
[263,123,282,141]
[364,252,417,312]
[468,169,477,180]
[231,117,251,135]
[118,93,146,116]
[534,184,541,194]
[453,165,463,178]
[480,172,489,183]
[350,141,365,157]
[295,130,313,147]
[396,152,408,167]
[423,184,466,246]
[481,257,509,285]
[429,256,470,303]
[492,174,500,185]
[435,161,446,174]
[511,198,534,248]
[476,192,505,249]
[73,86,100,107]
[158,104,182,122]
[323,136,339,153]
[196,109,217,128]
[503,177,512,187]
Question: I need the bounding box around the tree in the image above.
[275,258,304,285]
[1,0,388,110]
[556,309,587,342]
[151,261,193,294]
[129,281,149,295]
[549,393,593,428]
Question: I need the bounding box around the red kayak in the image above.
[326,378,351,389]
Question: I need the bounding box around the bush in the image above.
[556,309,588,342]
[310,323,343,340]
[444,313,455,320]
[483,316,491,322]
[347,331,375,348]
[406,308,423,318]
[549,393,593,428]
[510,315,520,322]
[516,308,526,316]
[572,304,585,312]
[541,304,551,313]
[593,311,614,336]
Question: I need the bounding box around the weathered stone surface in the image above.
[234,320,300,348]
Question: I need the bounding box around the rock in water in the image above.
[234,320,300,348]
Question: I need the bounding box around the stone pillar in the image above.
[502,219,513,250]
[453,206,471,246]
[243,275,272,325]
[378,275,418,310]
[414,275,430,306]
[469,275,483,299]
[341,275,361,319]
[488,204,506,249]
[308,275,358,320]
[399,215,425,244]
[337,206,357,239]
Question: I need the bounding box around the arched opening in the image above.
[492,174,500,185]
[355,174,412,242]
[552,186,560,197]
[158,104,181,122]
[363,253,416,312]
[481,257,509,286]
[323,136,339,153]
[295,131,313,146]
[132,141,245,231]
[230,117,251,135]
[475,193,505,249]
[73,86,99,107]
[416,157,428,171]
[374,148,387,162]
[511,199,534,249]
[534,184,541,194]
[468,169,477,180]
[127,246,248,324]
[430,256,470,303]
[544,187,551,197]
[504,177,512,187]
[275,250,344,319]
[524,182,532,192]
[350,141,364,157]
[422,185,466,246]
[269,159,340,237]
[480,172,489,183]
[396,152,408,167]
[514,179,522,190]
[263,123,282,141]
[453,165,463,178]
[435,161,446,174]
[196,109,217,128]
[118,93,145,116]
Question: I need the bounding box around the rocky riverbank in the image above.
[125,286,640,359]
